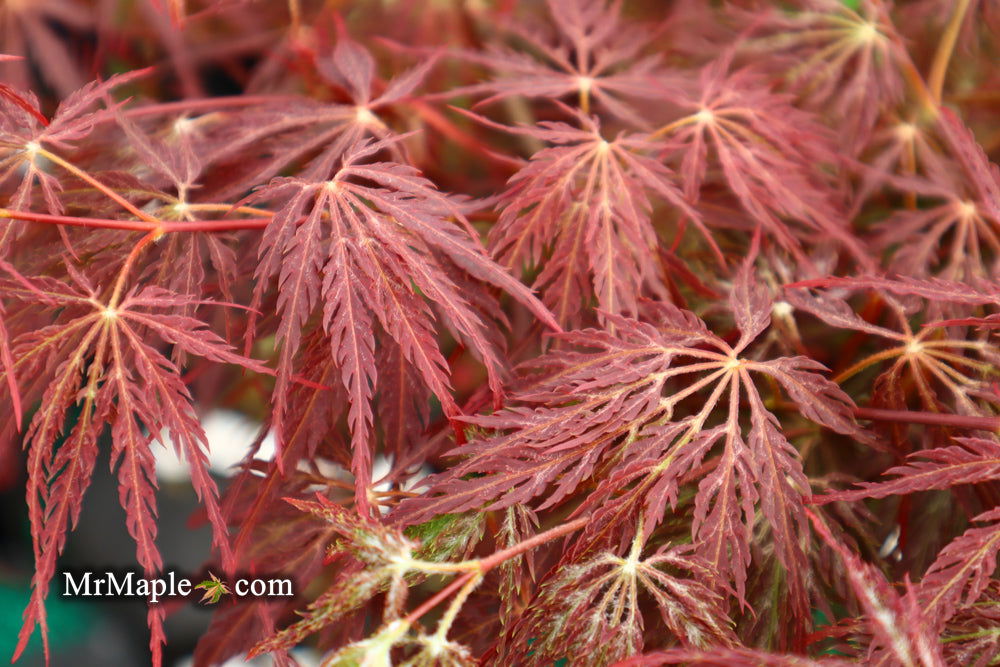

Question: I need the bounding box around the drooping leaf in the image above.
[398,266,867,632]
[245,136,555,513]
[816,437,1000,504]
[808,510,945,667]
[500,531,736,665]
[655,56,871,268]
[450,0,670,128]
[918,507,1000,634]
[478,109,708,327]
[7,276,266,666]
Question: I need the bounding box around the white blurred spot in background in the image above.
[153,409,277,482]
[153,409,431,502]
[173,647,321,667]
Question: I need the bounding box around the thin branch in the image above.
[403,515,589,624]
[927,0,973,104]
[118,95,303,120]
[109,232,158,308]
[0,208,271,233]
[404,572,476,626]
[853,406,1000,432]
[37,148,158,224]
[481,514,589,569]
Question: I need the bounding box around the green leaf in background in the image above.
[0,581,93,660]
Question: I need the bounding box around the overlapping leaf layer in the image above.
[1,0,998,665]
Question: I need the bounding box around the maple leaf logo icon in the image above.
[194,573,231,605]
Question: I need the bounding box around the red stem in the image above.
[479,515,588,569]
[405,98,522,170]
[118,95,303,119]
[403,515,589,624]
[405,572,476,625]
[852,406,1000,432]
[0,208,270,233]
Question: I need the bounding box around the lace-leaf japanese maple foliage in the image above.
[0,0,998,665]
